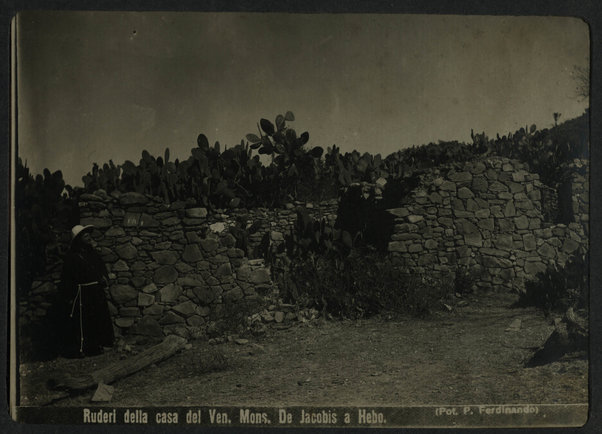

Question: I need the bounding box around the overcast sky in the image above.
[17,12,589,187]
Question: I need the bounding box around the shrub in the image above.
[15,159,79,297]
[212,298,267,336]
[281,249,453,319]
[454,265,479,294]
[516,250,589,314]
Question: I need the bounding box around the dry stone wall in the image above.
[21,193,337,340]
[20,157,588,335]
[385,157,588,292]
[77,191,281,340]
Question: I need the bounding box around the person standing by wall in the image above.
[58,225,115,357]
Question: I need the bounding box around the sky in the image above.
[16,12,589,187]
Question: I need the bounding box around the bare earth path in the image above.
[21,291,588,407]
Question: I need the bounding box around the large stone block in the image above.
[392,233,421,241]
[438,217,454,228]
[465,199,479,212]
[503,201,516,217]
[182,244,203,262]
[524,261,547,275]
[388,241,408,252]
[116,243,138,260]
[514,215,529,230]
[452,199,465,211]
[493,234,513,250]
[200,238,219,252]
[159,283,182,303]
[474,208,490,218]
[159,311,186,324]
[115,317,135,328]
[471,176,488,192]
[178,276,204,287]
[440,181,456,192]
[110,284,138,304]
[143,304,163,316]
[488,181,508,193]
[456,219,479,235]
[429,192,443,204]
[507,181,524,194]
[562,238,581,254]
[408,244,423,253]
[105,226,126,237]
[470,161,486,174]
[481,255,513,268]
[537,243,556,259]
[112,259,130,272]
[142,283,158,293]
[131,261,147,271]
[185,231,202,243]
[151,250,179,265]
[454,210,474,218]
[209,222,226,233]
[172,301,198,317]
[424,239,438,249]
[119,307,141,317]
[417,253,436,266]
[138,293,155,307]
[516,200,534,210]
[123,212,141,227]
[477,218,494,231]
[161,217,180,226]
[457,187,474,199]
[407,215,423,224]
[216,263,232,277]
[186,207,208,219]
[119,192,148,206]
[449,171,472,183]
[192,286,218,305]
[464,232,483,247]
[139,213,160,227]
[481,247,510,258]
[154,265,178,285]
[187,315,205,327]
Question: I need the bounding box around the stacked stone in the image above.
[21,196,338,331]
[78,190,275,340]
[386,157,587,292]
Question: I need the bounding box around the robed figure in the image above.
[59,225,114,357]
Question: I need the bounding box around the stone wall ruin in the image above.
[384,157,589,292]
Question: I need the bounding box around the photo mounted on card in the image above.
[10,11,590,428]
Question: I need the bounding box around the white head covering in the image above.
[71,224,94,241]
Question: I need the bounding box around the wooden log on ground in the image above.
[48,335,187,392]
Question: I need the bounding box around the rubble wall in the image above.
[23,195,337,340]
[385,157,589,292]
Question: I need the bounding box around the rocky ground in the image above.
[19,291,588,408]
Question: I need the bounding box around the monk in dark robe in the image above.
[59,224,114,357]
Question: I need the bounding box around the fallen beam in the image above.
[48,335,187,392]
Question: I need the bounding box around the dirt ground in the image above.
[19,291,588,407]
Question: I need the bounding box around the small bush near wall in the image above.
[516,249,589,315]
[281,248,453,319]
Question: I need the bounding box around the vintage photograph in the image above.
[11,11,590,427]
